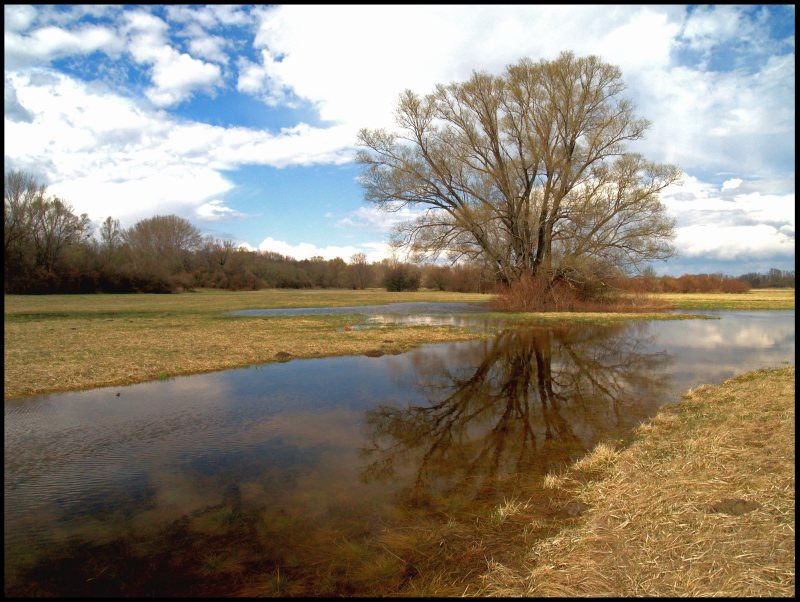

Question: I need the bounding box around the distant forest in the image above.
[4,170,795,295]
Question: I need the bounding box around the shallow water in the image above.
[4,310,794,596]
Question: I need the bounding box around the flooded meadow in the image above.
[4,307,794,596]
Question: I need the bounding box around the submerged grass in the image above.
[477,366,795,597]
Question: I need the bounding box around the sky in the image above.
[4,4,795,276]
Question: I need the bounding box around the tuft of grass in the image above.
[478,366,795,598]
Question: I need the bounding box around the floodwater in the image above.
[4,308,794,596]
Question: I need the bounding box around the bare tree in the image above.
[4,169,44,257]
[347,251,373,289]
[29,195,91,270]
[4,170,90,273]
[99,216,123,252]
[357,52,680,286]
[123,214,203,271]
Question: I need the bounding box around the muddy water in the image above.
[4,310,794,596]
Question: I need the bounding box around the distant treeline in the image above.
[613,268,795,294]
[3,170,495,294]
[4,170,793,295]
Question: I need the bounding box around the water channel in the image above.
[4,306,794,596]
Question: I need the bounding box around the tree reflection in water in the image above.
[360,322,672,510]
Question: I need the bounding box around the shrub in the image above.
[383,263,421,292]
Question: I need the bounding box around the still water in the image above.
[4,309,794,596]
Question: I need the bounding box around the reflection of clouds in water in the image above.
[131,471,223,531]
[653,314,793,349]
[368,315,482,328]
[240,408,364,450]
[732,325,785,347]
[650,311,794,395]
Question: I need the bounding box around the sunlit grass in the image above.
[649,288,794,310]
[478,366,795,597]
[3,287,493,317]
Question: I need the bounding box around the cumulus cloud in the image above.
[660,175,795,265]
[123,10,222,107]
[4,24,124,68]
[188,34,230,65]
[241,5,686,131]
[195,200,244,221]
[258,236,390,262]
[335,206,424,231]
[4,69,360,225]
[4,5,37,32]
[674,224,794,261]
[4,77,33,122]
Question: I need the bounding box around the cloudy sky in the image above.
[4,4,795,275]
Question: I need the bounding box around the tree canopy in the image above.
[357,52,681,288]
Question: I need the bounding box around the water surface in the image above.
[4,310,794,596]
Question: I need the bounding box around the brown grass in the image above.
[478,366,795,597]
[4,288,495,400]
[653,288,795,310]
[3,313,490,400]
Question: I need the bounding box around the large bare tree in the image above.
[123,214,203,271]
[357,52,680,286]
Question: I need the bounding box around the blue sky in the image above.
[4,4,795,275]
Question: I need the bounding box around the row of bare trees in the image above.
[4,170,495,294]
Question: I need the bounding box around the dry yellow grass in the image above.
[651,288,794,310]
[3,313,488,399]
[3,287,493,316]
[4,289,494,399]
[479,366,795,597]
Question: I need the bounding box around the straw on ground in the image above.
[479,366,795,597]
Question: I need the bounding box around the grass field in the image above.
[4,287,793,400]
[653,287,795,310]
[478,366,795,597]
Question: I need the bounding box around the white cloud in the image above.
[681,5,744,52]
[243,5,686,130]
[4,24,124,68]
[674,224,794,261]
[188,34,229,65]
[124,9,222,107]
[721,178,743,191]
[336,206,424,231]
[237,5,792,182]
[661,175,795,264]
[258,236,390,263]
[195,200,244,221]
[661,176,795,228]
[164,5,250,28]
[5,70,360,226]
[4,5,37,32]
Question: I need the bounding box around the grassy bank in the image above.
[4,288,492,400]
[478,366,795,597]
